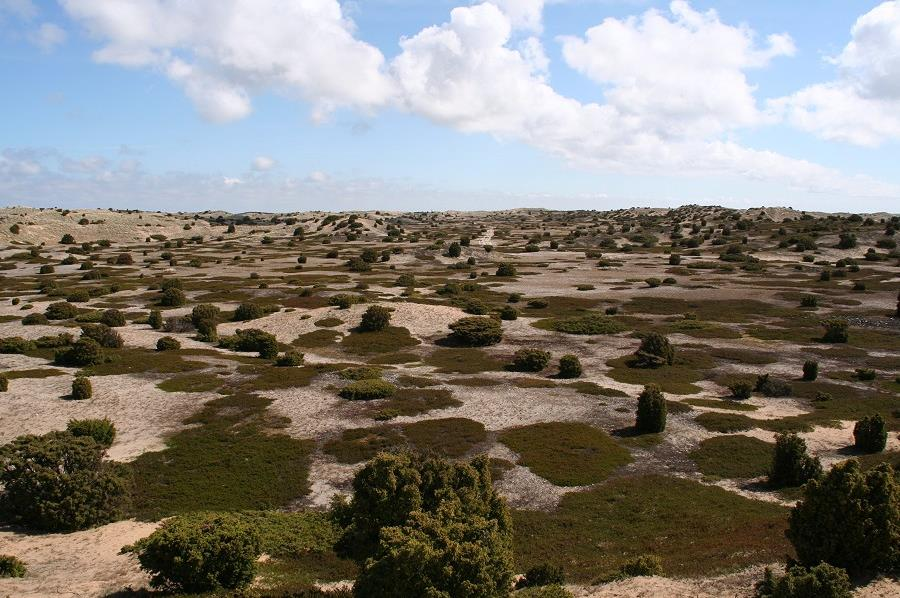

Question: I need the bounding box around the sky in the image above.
[1,0,899,213]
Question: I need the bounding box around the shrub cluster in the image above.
[191,304,220,341]
[769,433,822,488]
[635,384,666,433]
[219,329,278,359]
[512,348,551,372]
[0,373,7,392]
[0,554,27,578]
[338,379,397,401]
[45,301,78,320]
[619,554,663,578]
[22,312,49,325]
[802,360,818,381]
[821,319,848,343]
[147,309,163,330]
[448,317,503,346]
[496,263,517,277]
[633,332,674,368]
[233,302,264,322]
[516,563,564,589]
[728,381,753,400]
[55,338,104,367]
[359,305,391,332]
[755,374,792,397]
[275,351,304,367]
[755,563,851,598]
[80,323,124,348]
[156,336,181,351]
[67,418,115,447]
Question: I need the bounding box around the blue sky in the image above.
[1,0,899,212]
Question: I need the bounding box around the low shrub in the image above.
[339,379,397,401]
[55,338,104,367]
[635,385,666,433]
[821,319,848,343]
[854,368,876,381]
[512,348,551,372]
[500,305,518,321]
[755,563,851,598]
[496,263,517,277]
[557,355,582,379]
[802,361,818,381]
[619,554,662,577]
[0,554,27,578]
[67,418,116,447]
[853,414,886,453]
[550,314,625,335]
[275,352,305,367]
[448,317,503,346]
[219,329,278,359]
[633,332,674,368]
[80,324,124,348]
[156,336,181,351]
[359,305,391,332]
[22,312,48,325]
[131,512,261,592]
[159,287,186,307]
[755,374,792,397]
[147,310,163,330]
[233,303,264,322]
[645,277,662,288]
[45,301,78,320]
[329,294,362,309]
[800,295,818,308]
[516,563,565,588]
[71,377,93,400]
[769,433,822,488]
[98,309,125,327]
[729,381,753,400]
[0,374,7,392]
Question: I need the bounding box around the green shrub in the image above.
[464,299,490,315]
[80,323,124,348]
[802,361,818,381]
[769,433,822,488]
[755,374,792,397]
[45,301,78,320]
[634,332,674,367]
[233,302,264,322]
[159,287,186,307]
[550,313,625,335]
[800,295,818,308]
[729,381,753,400]
[160,278,183,291]
[635,385,666,433]
[512,348,551,372]
[191,303,220,326]
[195,319,218,342]
[645,277,661,288]
[755,563,851,598]
[339,379,397,401]
[0,336,36,354]
[619,554,663,577]
[496,263,517,276]
[821,319,848,343]
[515,585,573,598]
[0,431,129,531]
[334,453,512,597]
[39,264,55,274]
[787,460,898,575]
[55,338,104,367]
[329,294,361,309]
[853,414,886,453]
[100,309,125,327]
[156,336,181,351]
[500,305,519,321]
[71,376,92,401]
[0,554,27,578]
[275,351,304,367]
[148,310,163,330]
[516,563,564,588]
[219,328,279,359]
[669,254,681,265]
[67,418,115,447]
[447,242,461,257]
[854,368,876,381]
[0,374,7,392]
[448,317,503,346]
[557,355,582,379]
[132,512,261,592]
[22,312,48,325]
[360,305,391,332]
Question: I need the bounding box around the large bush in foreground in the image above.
[448,316,502,346]
[333,453,512,598]
[132,512,261,593]
[787,460,899,576]
[0,431,129,531]
[755,563,851,598]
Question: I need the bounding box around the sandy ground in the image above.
[0,520,156,597]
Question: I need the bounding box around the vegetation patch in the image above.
[314,317,343,327]
[605,355,705,395]
[533,313,627,335]
[513,475,790,582]
[694,412,755,433]
[4,368,66,379]
[341,326,420,355]
[690,435,774,478]
[81,348,207,376]
[424,348,504,374]
[157,372,223,393]
[684,398,759,412]
[500,422,632,486]
[366,388,461,419]
[563,381,628,397]
[291,329,342,348]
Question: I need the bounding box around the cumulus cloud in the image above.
[251,155,276,172]
[307,170,329,183]
[28,22,67,52]
[771,1,900,146]
[0,0,36,20]
[60,0,394,122]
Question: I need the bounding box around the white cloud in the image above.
[0,0,36,20]
[560,0,794,139]
[223,176,242,186]
[487,0,545,33]
[251,156,276,171]
[61,0,394,122]
[28,22,67,52]
[307,170,329,183]
[771,1,900,146]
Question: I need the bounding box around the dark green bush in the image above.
[635,384,666,433]
[219,328,278,359]
[275,351,305,367]
[0,374,7,392]
[80,323,123,348]
[148,310,163,330]
[0,336,36,354]
[339,379,396,401]
[557,355,582,379]
[448,317,502,346]
[329,294,362,309]
[0,554,27,578]
[159,287,186,307]
[769,433,822,488]
[512,348,551,372]
[853,414,886,453]
[447,242,461,257]
[360,305,391,332]
[619,554,663,577]
[800,295,818,308]
[755,563,851,598]
[755,374,792,397]
[233,302,264,322]
[156,336,181,351]
[45,301,78,320]
[821,319,848,343]
[99,309,125,327]
[787,460,898,575]
[729,381,753,400]
[496,263,517,276]
[551,313,625,335]
[22,312,48,325]
[516,563,564,588]
[634,332,674,367]
[55,338,104,367]
[39,264,55,274]
[802,361,818,381]
[0,431,129,531]
[854,368,876,381]
[71,377,92,401]
[645,277,661,288]
[499,305,518,320]
[669,254,681,265]
[67,418,116,447]
[132,512,261,592]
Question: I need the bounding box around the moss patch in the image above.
[425,348,504,374]
[690,435,774,479]
[341,326,420,355]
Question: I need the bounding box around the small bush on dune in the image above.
[147,310,163,330]
[619,554,663,578]
[45,301,78,320]
[80,324,123,348]
[853,414,886,453]
[821,319,848,343]
[131,512,261,593]
[729,381,753,400]
[219,329,278,359]
[359,305,392,332]
[0,374,7,392]
[0,554,27,578]
[233,302,264,322]
[55,338,104,367]
[275,351,304,367]
[635,385,666,433]
[500,305,518,320]
[557,355,582,378]
[67,418,115,447]
[159,287,186,307]
[516,563,565,588]
[802,360,818,381]
[755,563,851,598]
[755,374,792,397]
[22,313,48,325]
[512,348,551,372]
[339,379,397,401]
[769,433,822,488]
[633,332,674,368]
[99,309,125,327]
[71,376,92,401]
[496,263,517,276]
[156,336,181,351]
[448,317,503,346]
